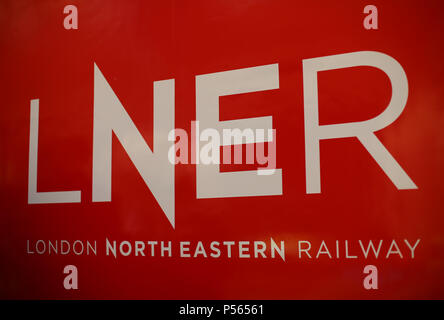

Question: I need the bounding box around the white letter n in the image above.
[92,64,175,228]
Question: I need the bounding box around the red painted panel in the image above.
[0,0,443,299]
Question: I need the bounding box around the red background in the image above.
[0,0,443,299]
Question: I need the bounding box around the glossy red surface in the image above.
[0,0,443,299]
